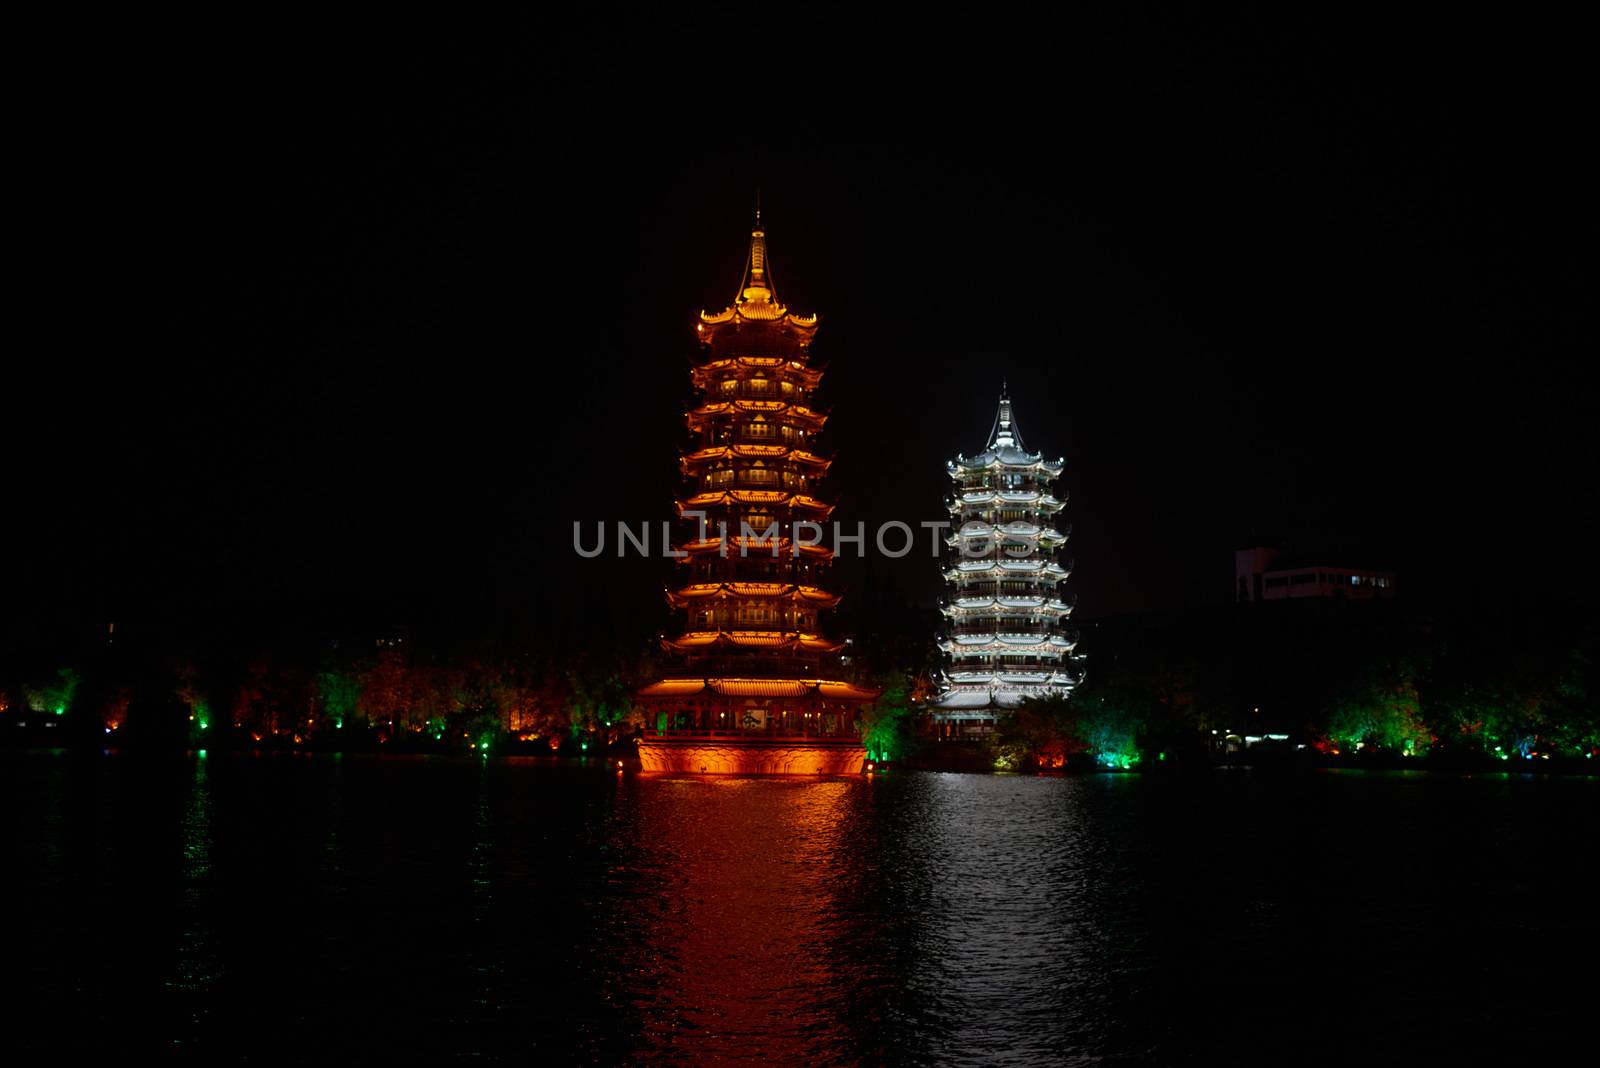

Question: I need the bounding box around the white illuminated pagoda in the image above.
[933,385,1081,736]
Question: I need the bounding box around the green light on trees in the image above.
[859,677,916,764]
[316,671,360,731]
[1326,662,1429,756]
[27,669,79,718]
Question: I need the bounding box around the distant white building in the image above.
[1235,546,1396,602]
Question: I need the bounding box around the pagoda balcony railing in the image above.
[716,384,787,398]
[952,584,1056,597]
[698,474,813,490]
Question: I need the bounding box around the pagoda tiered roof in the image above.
[680,445,832,470]
[695,218,820,342]
[691,356,824,389]
[942,594,1076,614]
[686,400,828,428]
[948,450,1066,477]
[944,559,1072,581]
[678,490,833,515]
[945,671,1080,687]
[662,630,846,654]
[945,521,1069,548]
[949,489,1066,512]
[948,520,1063,538]
[940,633,1079,653]
[666,582,842,608]
[674,536,835,560]
[946,384,1065,476]
[932,686,1068,711]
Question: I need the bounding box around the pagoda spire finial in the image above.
[739,200,776,306]
[988,382,1026,451]
[700,201,816,332]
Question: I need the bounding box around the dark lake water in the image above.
[5,752,1597,1064]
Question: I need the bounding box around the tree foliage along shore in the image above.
[981,601,1600,771]
[4,600,1596,769]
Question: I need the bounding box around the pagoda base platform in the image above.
[637,735,866,775]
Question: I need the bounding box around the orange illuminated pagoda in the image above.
[636,214,878,774]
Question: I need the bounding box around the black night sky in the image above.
[10,12,1593,651]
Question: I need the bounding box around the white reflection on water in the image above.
[169,752,220,1034]
[889,773,1133,1065]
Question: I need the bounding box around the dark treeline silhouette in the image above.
[0,610,667,755]
[990,592,1600,772]
[4,592,1596,772]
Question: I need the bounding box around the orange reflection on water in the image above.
[609,775,864,1061]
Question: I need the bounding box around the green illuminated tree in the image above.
[1325,660,1429,755]
[315,670,361,730]
[858,674,919,762]
[24,667,79,717]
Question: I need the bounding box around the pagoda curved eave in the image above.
[665,583,843,609]
[661,631,847,654]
